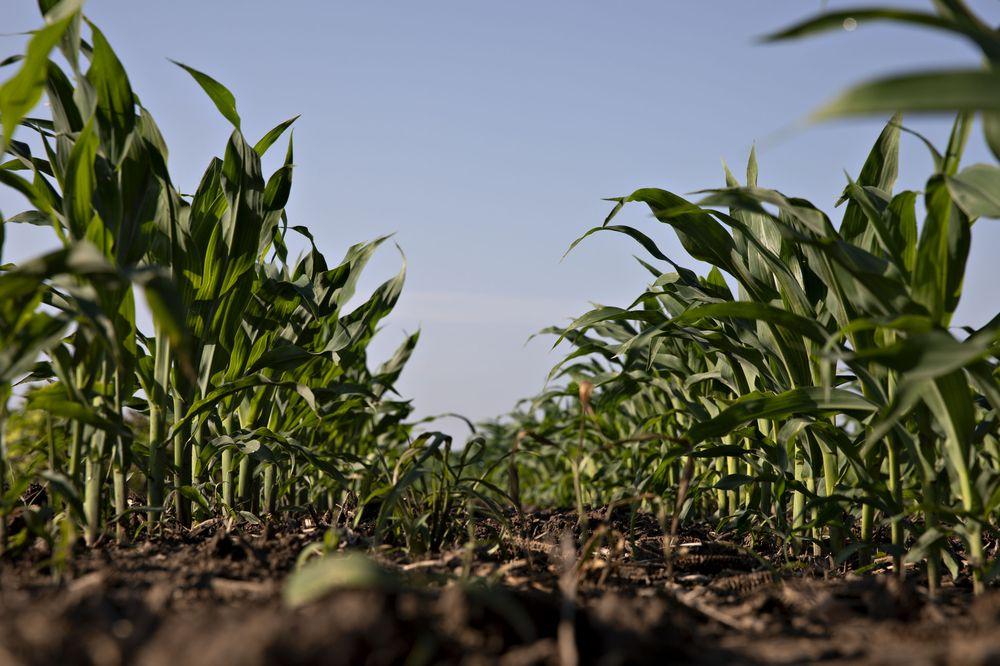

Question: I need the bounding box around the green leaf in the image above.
[247,343,328,374]
[61,119,97,240]
[177,485,211,513]
[85,20,136,165]
[674,301,829,344]
[166,374,366,440]
[687,388,877,445]
[5,210,50,226]
[171,60,241,129]
[947,164,1000,219]
[26,391,121,434]
[0,0,80,148]
[764,9,1000,61]
[39,470,86,522]
[838,114,900,247]
[254,115,299,156]
[713,473,754,490]
[982,111,1000,162]
[912,175,970,324]
[283,553,398,608]
[813,70,1000,120]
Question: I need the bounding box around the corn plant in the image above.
[0,1,430,550]
[487,0,1000,593]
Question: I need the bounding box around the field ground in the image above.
[1,507,999,666]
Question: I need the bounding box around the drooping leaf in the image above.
[0,0,81,148]
[171,60,241,129]
[687,388,877,445]
[814,70,1000,120]
[948,164,1000,219]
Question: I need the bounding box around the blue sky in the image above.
[3,1,998,422]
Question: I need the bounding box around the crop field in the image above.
[1,1,999,665]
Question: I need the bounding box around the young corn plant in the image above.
[485,0,1000,595]
[516,111,997,591]
[0,1,425,549]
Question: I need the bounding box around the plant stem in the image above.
[792,454,805,555]
[0,399,8,556]
[112,368,129,544]
[147,331,170,527]
[822,443,843,554]
[263,464,275,514]
[221,449,234,508]
[113,466,127,543]
[84,455,102,546]
[220,412,234,508]
[68,421,82,485]
[886,439,903,580]
[237,456,251,508]
[725,450,738,515]
[190,418,204,520]
[715,457,727,518]
[68,364,85,487]
[172,394,190,526]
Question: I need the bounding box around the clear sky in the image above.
[3,1,998,423]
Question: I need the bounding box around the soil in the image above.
[1,508,999,666]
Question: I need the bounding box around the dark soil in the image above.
[2,509,999,665]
